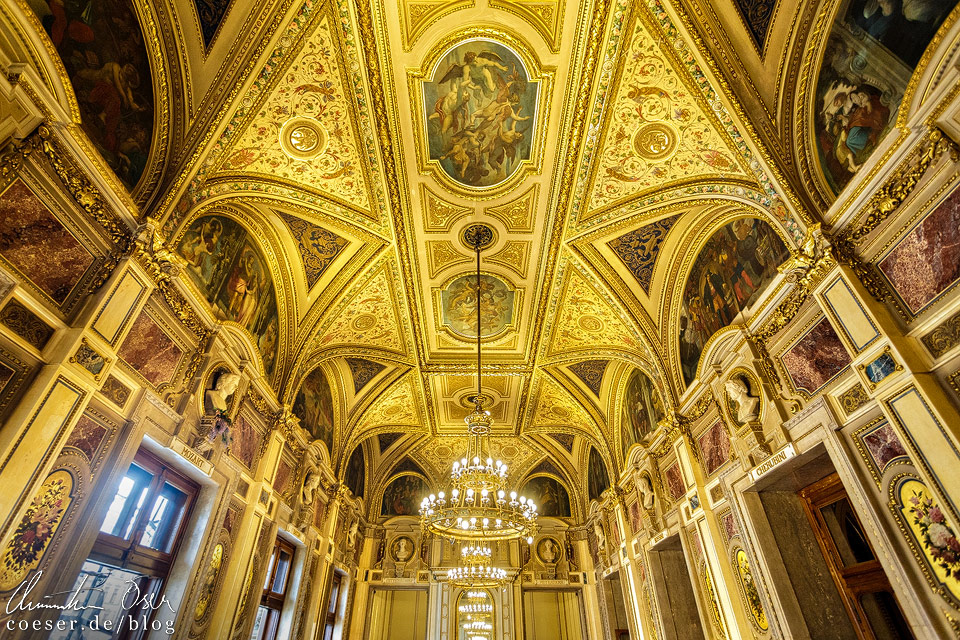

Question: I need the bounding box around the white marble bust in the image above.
[301,471,321,506]
[206,372,240,413]
[725,377,759,423]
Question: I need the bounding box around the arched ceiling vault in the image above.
[12,0,860,499]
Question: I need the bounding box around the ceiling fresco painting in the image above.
[608,213,682,293]
[293,365,336,453]
[192,0,232,49]
[276,211,349,289]
[620,368,665,457]
[813,0,958,195]
[587,447,610,502]
[28,0,155,190]
[520,475,572,518]
[176,214,279,377]
[678,217,790,386]
[421,38,540,189]
[344,444,365,497]
[438,272,516,339]
[381,474,429,517]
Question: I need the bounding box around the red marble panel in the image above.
[274,457,292,495]
[0,180,94,304]
[665,462,685,501]
[697,421,731,476]
[879,186,960,314]
[230,414,262,471]
[719,511,739,543]
[861,421,909,472]
[117,311,183,387]
[64,415,107,461]
[781,317,851,394]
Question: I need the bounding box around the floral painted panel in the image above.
[176,215,278,376]
[813,0,957,195]
[568,359,608,396]
[216,16,370,208]
[193,0,232,49]
[879,185,960,315]
[893,477,960,601]
[735,547,769,631]
[0,180,94,304]
[697,421,731,476]
[679,218,789,386]
[276,212,348,289]
[28,0,154,187]
[0,470,74,590]
[117,310,184,387]
[732,0,776,50]
[782,317,851,394]
[422,39,540,189]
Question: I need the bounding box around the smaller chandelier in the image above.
[463,621,493,632]
[446,545,510,588]
[459,603,494,614]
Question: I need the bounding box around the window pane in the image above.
[264,549,278,589]
[140,481,188,552]
[819,498,874,566]
[250,606,270,640]
[271,548,292,594]
[100,464,152,538]
[49,560,158,640]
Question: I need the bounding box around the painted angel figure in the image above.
[438,50,509,95]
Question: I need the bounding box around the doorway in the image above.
[798,473,914,640]
[647,535,706,640]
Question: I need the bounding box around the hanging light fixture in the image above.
[446,544,509,588]
[420,224,540,543]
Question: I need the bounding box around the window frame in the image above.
[92,449,199,577]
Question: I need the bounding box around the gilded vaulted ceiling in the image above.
[32,0,953,502]
[143,0,820,495]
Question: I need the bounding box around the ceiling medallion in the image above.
[460,223,496,251]
[421,232,539,543]
[279,117,328,160]
[632,122,677,162]
[459,392,495,409]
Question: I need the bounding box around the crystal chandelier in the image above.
[446,545,509,588]
[420,225,539,543]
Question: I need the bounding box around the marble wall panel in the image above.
[782,317,851,394]
[117,310,184,387]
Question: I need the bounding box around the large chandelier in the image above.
[420,225,539,543]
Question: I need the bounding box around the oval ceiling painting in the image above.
[813,0,956,195]
[439,273,515,338]
[678,218,789,387]
[422,38,540,189]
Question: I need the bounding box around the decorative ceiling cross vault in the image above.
[121,0,813,502]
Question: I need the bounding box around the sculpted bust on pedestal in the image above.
[725,377,760,423]
[206,373,241,413]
